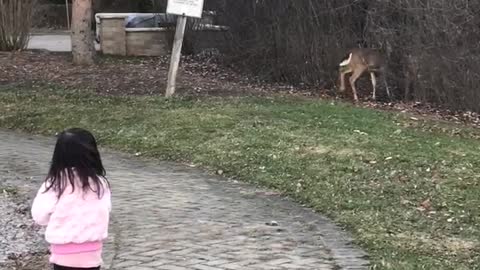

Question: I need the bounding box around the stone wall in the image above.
[126,29,173,56]
[98,14,228,57]
[100,17,127,55]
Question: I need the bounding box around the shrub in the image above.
[0,0,36,51]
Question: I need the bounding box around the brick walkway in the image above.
[0,130,368,270]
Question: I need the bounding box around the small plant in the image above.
[2,185,18,195]
[0,0,36,51]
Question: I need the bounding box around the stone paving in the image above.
[28,33,100,52]
[0,130,369,270]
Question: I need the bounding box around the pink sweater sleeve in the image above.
[31,183,58,226]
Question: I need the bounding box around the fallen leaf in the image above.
[419,199,432,211]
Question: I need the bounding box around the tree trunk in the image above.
[71,0,95,65]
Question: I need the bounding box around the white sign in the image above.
[167,0,205,18]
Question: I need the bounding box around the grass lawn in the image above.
[0,86,479,269]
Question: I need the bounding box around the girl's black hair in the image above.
[45,128,109,198]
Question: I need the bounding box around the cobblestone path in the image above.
[0,130,368,270]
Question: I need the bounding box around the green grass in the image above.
[1,86,479,269]
[1,185,19,196]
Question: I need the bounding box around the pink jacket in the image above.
[31,177,111,267]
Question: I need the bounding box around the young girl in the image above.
[31,128,111,270]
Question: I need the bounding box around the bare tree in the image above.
[71,0,95,65]
[0,0,35,51]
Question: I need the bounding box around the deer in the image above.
[338,48,390,102]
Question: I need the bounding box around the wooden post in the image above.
[165,15,187,97]
[65,0,70,30]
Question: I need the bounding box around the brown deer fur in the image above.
[338,48,390,101]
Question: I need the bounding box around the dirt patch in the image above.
[0,185,49,270]
[395,232,479,256]
[2,253,50,270]
[0,51,319,98]
[0,164,49,269]
[297,145,366,158]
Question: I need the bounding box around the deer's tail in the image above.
[339,53,353,67]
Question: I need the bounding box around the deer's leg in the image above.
[349,68,365,102]
[370,72,377,100]
[404,78,410,101]
[339,69,349,92]
[403,66,410,101]
[384,76,391,99]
